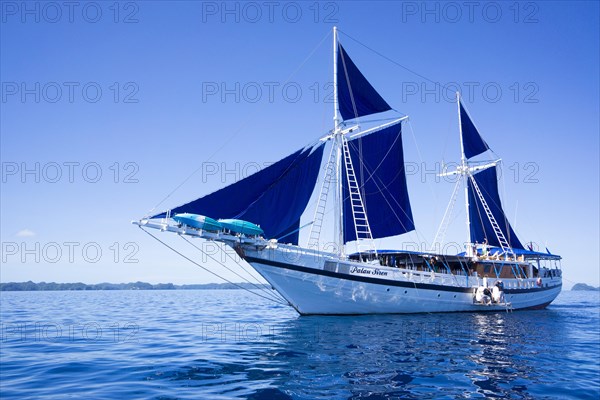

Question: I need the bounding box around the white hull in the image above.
[133,27,565,317]
[243,246,562,315]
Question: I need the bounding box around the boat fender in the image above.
[536,277,542,287]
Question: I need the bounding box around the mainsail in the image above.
[467,166,524,249]
[152,144,325,245]
[460,100,490,159]
[157,33,412,250]
[342,122,415,243]
[337,43,392,121]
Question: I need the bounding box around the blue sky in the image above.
[1,1,598,287]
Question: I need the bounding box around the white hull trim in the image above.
[244,251,561,315]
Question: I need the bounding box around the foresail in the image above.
[467,166,524,249]
[152,143,325,245]
[342,122,414,243]
[460,101,490,159]
[337,44,391,121]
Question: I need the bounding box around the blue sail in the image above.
[342,123,415,243]
[460,101,490,159]
[467,166,524,249]
[337,44,392,121]
[152,144,325,245]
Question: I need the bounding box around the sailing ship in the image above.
[134,27,562,314]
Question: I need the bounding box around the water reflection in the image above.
[263,310,576,399]
[142,291,596,399]
[267,314,477,398]
[2,291,596,399]
[468,313,533,398]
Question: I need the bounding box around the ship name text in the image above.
[349,266,388,277]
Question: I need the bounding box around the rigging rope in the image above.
[338,29,459,98]
[346,125,432,249]
[468,175,488,245]
[497,160,517,244]
[179,235,285,303]
[338,41,361,122]
[138,226,288,305]
[146,31,332,217]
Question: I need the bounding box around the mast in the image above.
[333,26,345,257]
[333,26,340,133]
[457,92,472,253]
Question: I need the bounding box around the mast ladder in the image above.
[342,138,376,255]
[469,175,515,258]
[308,143,336,249]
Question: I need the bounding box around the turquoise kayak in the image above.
[172,213,222,232]
[218,219,264,236]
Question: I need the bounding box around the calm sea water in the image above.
[1,289,598,399]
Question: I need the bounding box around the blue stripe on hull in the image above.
[244,256,561,296]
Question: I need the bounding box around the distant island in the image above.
[4,281,598,292]
[571,283,600,291]
[0,281,269,291]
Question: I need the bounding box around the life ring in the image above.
[536,277,542,287]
